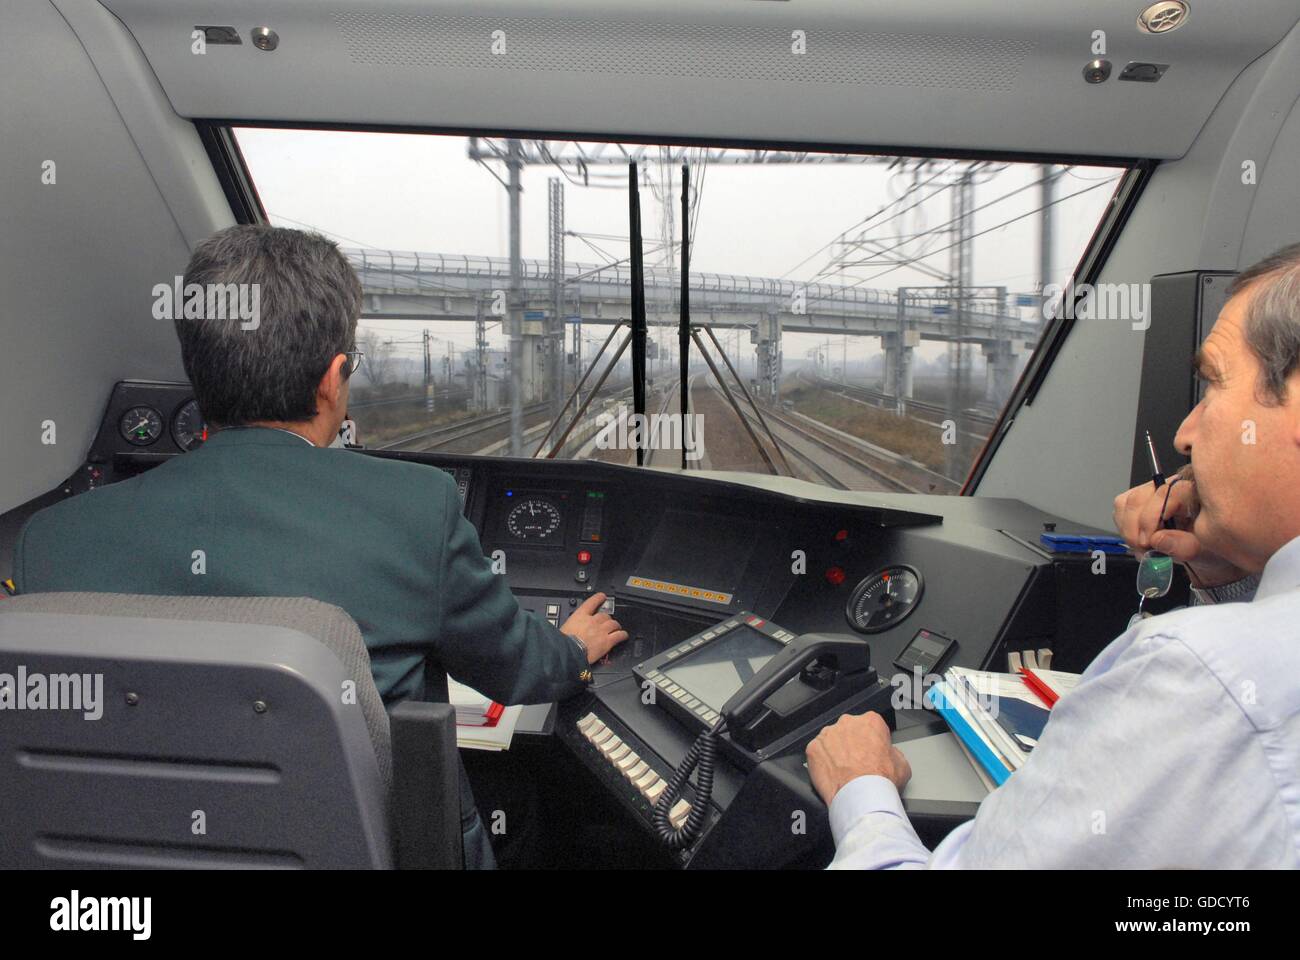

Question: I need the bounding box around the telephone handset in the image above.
[720,633,874,751]
[650,627,878,849]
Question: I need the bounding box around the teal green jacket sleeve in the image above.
[11,518,28,594]
[433,477,589,705]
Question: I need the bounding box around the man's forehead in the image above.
[1196,330,1226,377]
[1200,297,1248,368]
[1200,329,1228,367]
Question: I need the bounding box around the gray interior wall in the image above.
[976,20,1300,529]
[0,0,232,513]
[105,0,1298,161]
[1237,69,1300,264]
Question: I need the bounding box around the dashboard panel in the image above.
[3,380,1165,682]
[72,380,209,493]
[0,379,1186,868]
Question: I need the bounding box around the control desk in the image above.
[0,381,1180,869]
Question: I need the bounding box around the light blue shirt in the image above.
[827,535,1300,869]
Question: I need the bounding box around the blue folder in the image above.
[927,682,1012,786]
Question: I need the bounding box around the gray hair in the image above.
[176,225,361,426]
[1228,242,1300,405]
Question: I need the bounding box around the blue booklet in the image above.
[991,696,1050,752]
[927,682,1012,786]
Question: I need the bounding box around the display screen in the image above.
[911,634,946,657]
[659,626,784,712]
[896,629,954,671]
[636,510,758,599]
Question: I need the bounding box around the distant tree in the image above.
[356,329,395,386]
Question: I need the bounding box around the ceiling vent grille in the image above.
[1137,2,1189,34]
[331,13,1032,91]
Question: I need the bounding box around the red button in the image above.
[577,550,592,565]
[825,566,846,586]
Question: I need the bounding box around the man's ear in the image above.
[1288,373,1300,451]
[318,353,348,410]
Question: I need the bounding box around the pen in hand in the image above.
[1144,430,1179,531]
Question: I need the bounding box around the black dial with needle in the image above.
[119,406,163,446]
[506,497,563,541]
[846,565,924,633]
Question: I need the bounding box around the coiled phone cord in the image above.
[652,721,723,849]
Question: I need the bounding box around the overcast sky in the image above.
[235,128,1121,378]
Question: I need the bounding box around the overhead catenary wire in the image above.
[265,212,381,250]
[807,169,1093,293]
[833,169,1061,271]
[833,178,1116,292]
[781,160,958,279]
[799,161,1010,285]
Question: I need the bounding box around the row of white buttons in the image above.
[577,712,683,813]
[644,673,720,723]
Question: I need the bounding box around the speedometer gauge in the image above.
[172,398,207,451]
[506,498,563,542]
[846,565,923,634]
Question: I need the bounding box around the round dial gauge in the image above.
[119,406,163,446]
[506,498,563,542]
[172,399,207,452]
[846,565,923,634]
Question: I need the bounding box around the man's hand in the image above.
[560,592,628,664]
[806,711,911,807]
[1112,475,1247,588]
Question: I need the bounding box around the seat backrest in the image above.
[0,593,393,868]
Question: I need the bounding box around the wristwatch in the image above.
[568,633,593,683]
[1189,574,1259,606]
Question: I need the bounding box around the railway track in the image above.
[349,387,471,411]
[376,402,550,452]
[371,372,958,494]
[726,388,916,492]
[641,375,686,467]
[701,377,959,494]
[769,403,957,494]
[378,379,637,455]
[805,372,997,431]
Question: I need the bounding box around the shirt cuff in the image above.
[828,775,906,846]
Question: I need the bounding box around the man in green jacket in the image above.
[13,225,628,868]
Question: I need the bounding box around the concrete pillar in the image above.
[899,332,916,400]
[882,332,917,402]
[515,313,545,403]
[981,339,1022,408]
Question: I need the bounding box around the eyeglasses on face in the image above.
[341,350,364,378]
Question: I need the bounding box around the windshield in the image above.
[234,128,1126,493]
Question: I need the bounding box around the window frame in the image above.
[200,119,1151,492]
